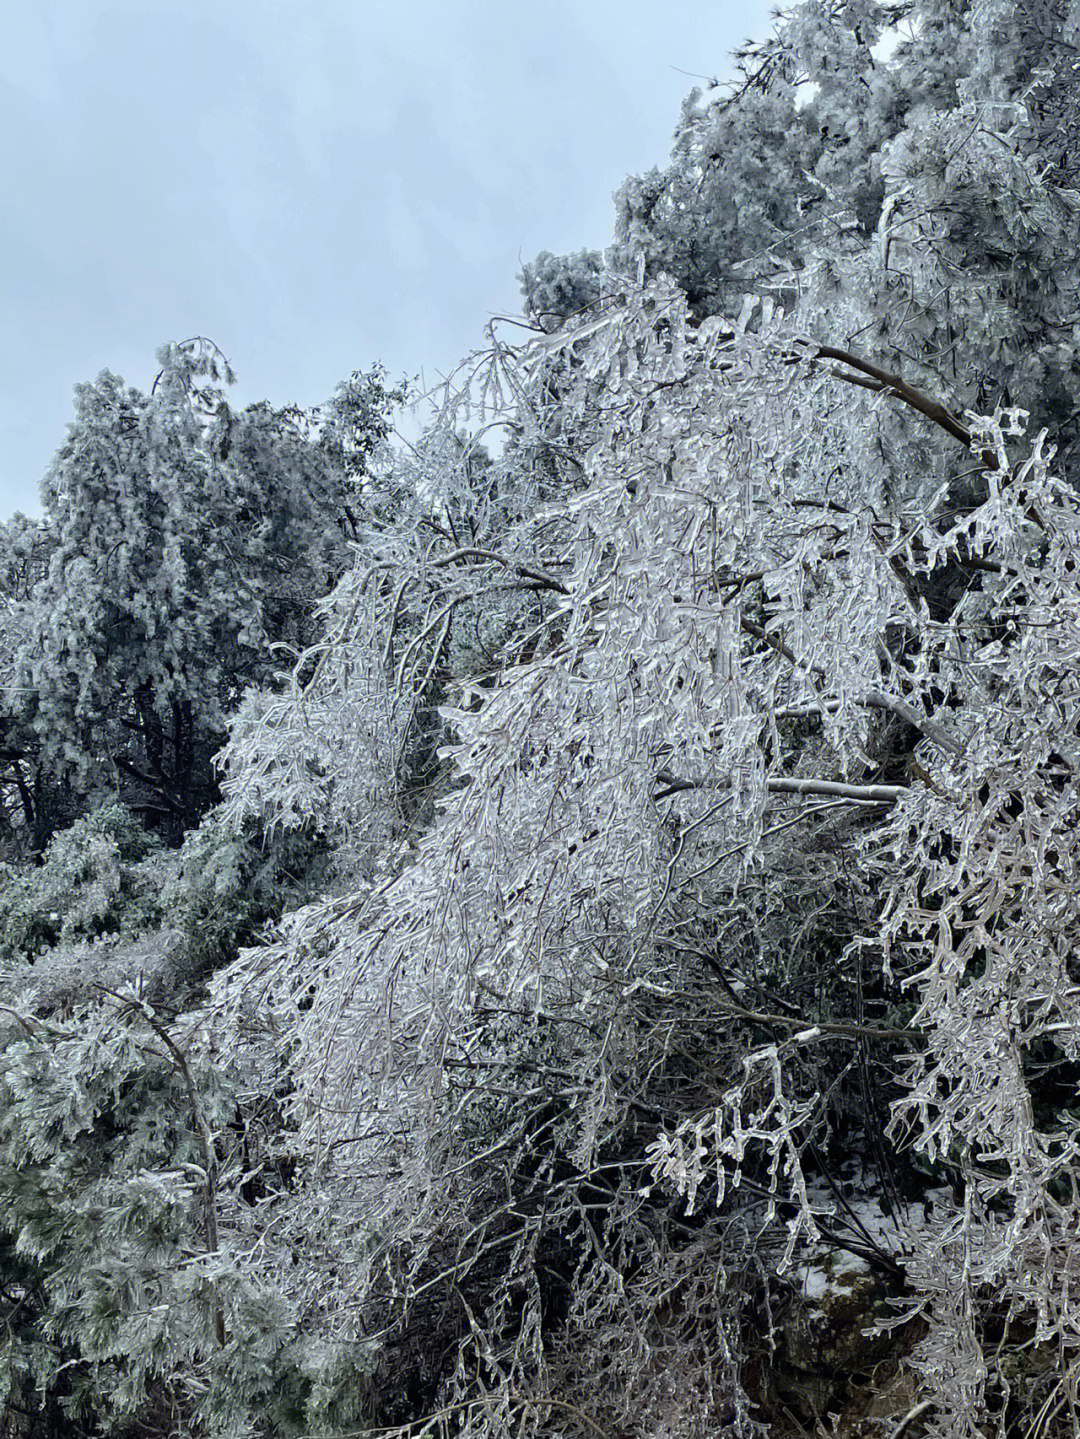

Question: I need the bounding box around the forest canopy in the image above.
[3,3,1080,1437]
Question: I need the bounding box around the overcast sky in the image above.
[2,0,775,518]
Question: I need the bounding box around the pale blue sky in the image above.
[2,1,774,518]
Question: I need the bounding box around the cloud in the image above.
[1,0,775,517]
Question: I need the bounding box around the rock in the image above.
[770,1248,900,1422]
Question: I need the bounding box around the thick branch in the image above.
[655,769,905,804]
[803,343,998,468]
[740,615,826,676]
[766,776,906,802]
[714,996,920,1044]
[861,690,962,756]
[740,617,961,756]
[430,546,570,595]
[112,755,184,813]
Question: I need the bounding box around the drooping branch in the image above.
[654,769,906,804]
[429,546,570,595]
[794,341,1000,470]
[98,987,226,1347]
[740,618,962,756]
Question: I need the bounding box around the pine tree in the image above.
[13,341,399,843]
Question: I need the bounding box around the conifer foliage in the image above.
[5,2,1080,1436]
[2,342,400,843]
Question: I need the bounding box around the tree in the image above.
[219,365,570,864]
[0,512,51,847]
[209,5,1080,1437]
[0,994,374,1438]
[13,340,400,842]
[604,0,1080,479]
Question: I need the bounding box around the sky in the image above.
[2,0,775,519]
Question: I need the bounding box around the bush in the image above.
[0,804,166,966]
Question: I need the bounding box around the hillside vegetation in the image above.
[3,3,1080,1436]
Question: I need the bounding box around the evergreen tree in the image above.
[0,512,51,847]
[13,340,400,843]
